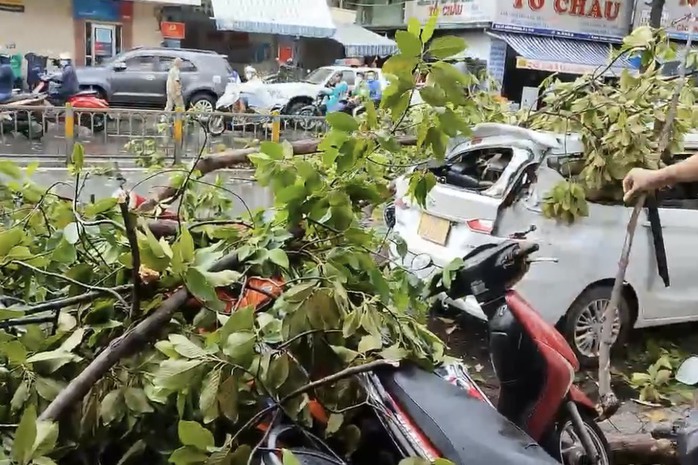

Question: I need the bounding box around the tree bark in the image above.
[608,434,677,465]
[38,253,241,421]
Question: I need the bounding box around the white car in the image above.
[264,66,387,115]
[390,123,698,366]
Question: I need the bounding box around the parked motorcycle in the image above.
[0,93,46,140]
[423,239,611,464]
[295,92,363,131]
[208,81,282,136]
[196,238,609,465]
[660,357,698,464]
[33,72,109,133]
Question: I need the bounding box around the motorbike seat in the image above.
[379,365,559,465]
[74,89,97,96]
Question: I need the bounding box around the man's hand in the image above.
[622,168,660,203]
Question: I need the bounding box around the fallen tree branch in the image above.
[118,192,141,316]
[146,219,252,239]
[18,285,132,316]
[598,28,695,419]
[230,359,398,444]
[38,253,241,421]
[608,434,677,465]
[136,136,417,215]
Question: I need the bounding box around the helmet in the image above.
[244,65,257,76]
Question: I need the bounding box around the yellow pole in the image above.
[64,103,74,165]
[173,108,183,164]
[271,110,280,143]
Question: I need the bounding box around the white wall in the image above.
[0,0,74,57]
[132,2,164,48]
[455,31,491,62]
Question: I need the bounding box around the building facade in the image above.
[0,0,197,67]
[358,0,635,105]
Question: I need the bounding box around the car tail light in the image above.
[466,219,493,234]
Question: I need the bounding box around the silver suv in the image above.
[76,47,234,111]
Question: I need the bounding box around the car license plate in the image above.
[418,213,451,245]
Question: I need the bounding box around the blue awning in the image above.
[211,0,335,38]
[332,23,397,57]
[489,33,634,77]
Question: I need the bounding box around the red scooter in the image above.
[33,72,109,133]
[423,239,611,464]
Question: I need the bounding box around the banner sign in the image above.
[633,0,698,41]
[403,0,492,27]
[493,0,632,42]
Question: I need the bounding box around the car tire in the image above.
[562,285,631,368]
[189,92,216,119]
[287,100,310,115]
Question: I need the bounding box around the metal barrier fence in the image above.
[0,104,329,166]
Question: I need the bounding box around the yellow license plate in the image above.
[418,213,451,245]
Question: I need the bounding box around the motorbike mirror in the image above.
[113,62,127,71]
[676,357,698,386]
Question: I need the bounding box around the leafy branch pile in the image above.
[526,27,698,222]
[0,18,490,465]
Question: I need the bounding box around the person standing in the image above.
[0,55,14,102]
[366,70,382,106]
[164,57,184,113]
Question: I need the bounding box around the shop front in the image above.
[490,0,635,106]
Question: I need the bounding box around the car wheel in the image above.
[189,93,216,120]
[562,285,631,368]
[287,101,310,115]
[207,115,226,136]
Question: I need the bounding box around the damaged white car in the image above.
[388,123,698,366]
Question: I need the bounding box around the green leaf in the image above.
[326,413,344,435]
[0,160,22,179]
[185,267,222,310]
[116,439,147,465]
[427,36,467,59]
[426,126,448,159]
[220,305,255,339]
[407,17,421,37]
[382,56,419,76]
[169,334,208,359]
[169,446,208,465]
[442,257,464,290]
[419,85,447,107]
[100,389,124,425]
[35,377,65,401]
[71,142,85,172]
[395,30,422,57]
[267,248,290,269]
[358,334,382,353]
[12,405,37,465]
[124,387,154,414]
[380,344,408,361]
[261,141,285,160]
[217,375,239,422]
[178,421,215,451]
[0,228,24,257]
[223,332,256,364]
[421,12,438,43]
[624,26,654,49]
[268,353,290,389]
[199,368,221,424]
[203,269,242,287]
[326,112,359,132]
[10,380,30,411]
[172,228,195,274]
[282,449,302,465]
[32,421,59,458]
[85,197,118,216]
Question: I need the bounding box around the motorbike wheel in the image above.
[548,410,612,465]
[208,115,226,136]
[297,106,320,131]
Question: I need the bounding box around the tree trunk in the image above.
[608,434,677,465]
[649,0,665,29]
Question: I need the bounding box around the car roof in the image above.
[321,65,381,73]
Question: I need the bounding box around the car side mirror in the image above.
[113,62,127,71]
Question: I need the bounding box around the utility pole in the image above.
[649,0,665,28]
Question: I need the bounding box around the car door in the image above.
[636,193,698,321]
[109,55,160,106]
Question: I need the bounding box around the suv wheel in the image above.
[189,92,216,120]
[562,285,631,368]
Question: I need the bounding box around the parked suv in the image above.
[389,123,698,366]
[75,47,233,111]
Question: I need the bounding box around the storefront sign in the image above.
[633,1,698,41]
[0,0,23,13]
[515,56,626,75]
[73,0,120,21]
[161,21,186,39]
[403,0,492,27]
[493,0,632,42]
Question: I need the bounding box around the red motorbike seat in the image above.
[505,291,579,371]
